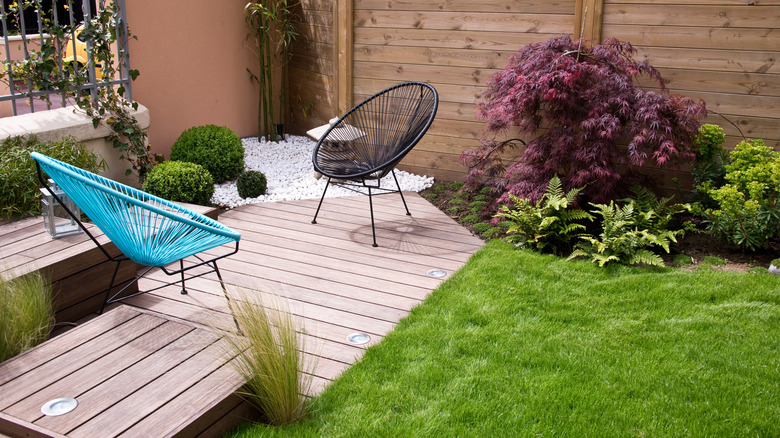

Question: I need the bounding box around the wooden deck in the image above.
[0,192,484,437]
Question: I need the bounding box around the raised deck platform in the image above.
[0,203,217,325]
[0,193,484,437]
[0,306,250,438]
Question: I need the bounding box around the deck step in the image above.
[0,305,254,438]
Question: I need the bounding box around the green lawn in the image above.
[231,240,780,437]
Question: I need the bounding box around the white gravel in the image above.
[211,135,435,209]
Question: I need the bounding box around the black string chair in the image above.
[311,81,438,247]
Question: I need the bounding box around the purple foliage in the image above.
[461,35,707,207]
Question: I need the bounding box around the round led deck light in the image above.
[41,397,78,416]
[346,332,371,345]
[427,269,447,278]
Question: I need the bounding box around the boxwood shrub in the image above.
[142,161,214,206]
[236,170,267,198]
[170,125,244,183]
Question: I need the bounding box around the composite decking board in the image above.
[66,336,236,438]
[0,313,165,410]
[218,229,445,290]
[118,361,245,438]
[142,267,412,324]
[220,212,469,274]
[0,220,40,248]
[203,253,433,305]
[220,214,468,272]
[1,232,119,282]
[145,261,421,314]
[34,328,219,434]
[259,192,478,237]
[240,203,483,254]
[262,191,461,227]
[68,337,348,438]
[130,281,383,361]
[230,211,481,260]
[213,224,448,289]
[6,321,195,422]
[122,293,237,332]
[0,306,138,386]
[0,215,40,232]
[227,198,477,253]
[0,411,68,438]
[51,259,137,309]
[184,395,257,438]
[209,248,434,302]
[236,191,473,234]
[1,224,108,261]
[128,281,395,343]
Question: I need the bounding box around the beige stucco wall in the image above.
[126,0,260,157]
[0,104,150,186]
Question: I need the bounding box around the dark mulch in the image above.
[420,181,780,273]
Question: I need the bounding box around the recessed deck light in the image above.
[41,397,78,416]
[427,269,447,278]
[346,332,371,345]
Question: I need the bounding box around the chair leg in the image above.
[100,261,123,314]
[213,261,243,335]
[179,259,187,295]
[100,262,155,314]
[392,169,411,216]
[368,186,378,247]
[312,177,331,224]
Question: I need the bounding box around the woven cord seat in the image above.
[31,152,241,313]
[311,81,438,246]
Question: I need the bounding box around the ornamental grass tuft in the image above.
[0,271,53,362]
[224,289,314,426]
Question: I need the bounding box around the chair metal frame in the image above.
[311,81,438,246]
[32,152,240,313]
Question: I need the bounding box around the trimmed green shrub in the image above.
[170,125,244,183]
[142,161,214,206]
[236,170,267,198]
[0,136,105,220]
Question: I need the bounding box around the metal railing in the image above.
[0,0,132,116]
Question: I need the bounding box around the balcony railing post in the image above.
[0,0,132,115]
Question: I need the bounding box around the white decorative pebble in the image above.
[211,135,435,209]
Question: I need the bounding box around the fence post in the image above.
[334,0,353,115]
[574,0,604,43]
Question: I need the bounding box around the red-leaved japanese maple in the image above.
[461,35,707,206]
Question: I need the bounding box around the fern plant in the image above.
[568,198,686,267]
[496,175,593,255]
[623,186,690,232]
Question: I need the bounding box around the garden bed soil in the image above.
[420,182,780,273]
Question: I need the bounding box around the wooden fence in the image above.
[289,0,780,185]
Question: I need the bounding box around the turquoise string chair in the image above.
[31,152,241,313]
